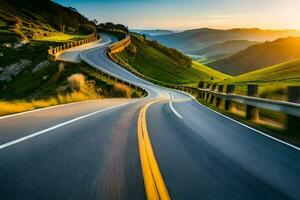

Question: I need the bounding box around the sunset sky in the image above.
[54,0,300,30]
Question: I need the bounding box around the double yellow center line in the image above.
[137,100,171,200]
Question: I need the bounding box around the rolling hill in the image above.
[151,28,300,54]
[209,37,300,76]
[0,0,92,40]
[113,34,230,86]
[224,59,300,85]
[189,40,260,62]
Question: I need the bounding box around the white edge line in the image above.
[169,93,183,119]
[0,101,135,150]
[0,99,100,120]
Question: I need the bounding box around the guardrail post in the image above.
[204,83,211,101]
[225,85,235,111]
[209,84,217,104]
[286,86,300,133]
[198,81,205,99]
[216,85,224,109]
[246,84,259,121]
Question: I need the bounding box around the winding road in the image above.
[0,33,300,200]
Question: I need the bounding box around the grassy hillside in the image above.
[190,40,260,62]
[224,59,300,85]
[216,59,300,101]
[0,3,141,116]
[209,37,300,76]
[0,0,92,40]
[152,28,300,54]
[113,34,229,86]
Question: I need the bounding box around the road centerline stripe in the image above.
[138,100,171,200]
[169,94,183,119]
[0,101,136,150]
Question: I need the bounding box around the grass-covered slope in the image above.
[0,0,91,40]
[209,37,300,76]
[225,59,300,85]
[217,59,300,101]
[114,34,229,86]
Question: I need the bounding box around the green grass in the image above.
[37,33,88,42]
[114,34,230,86]
[217,59,300,99]
[0,31,140,101]
[223,59,300,85]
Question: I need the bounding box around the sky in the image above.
[54,0,300,30]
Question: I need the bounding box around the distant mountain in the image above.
[131,29,175,36]
[0,0,91,39]
[151,28,300,54]
[208,37,300,76]
[190,40,260,61]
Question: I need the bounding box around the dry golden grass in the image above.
[67,73,85,91]
[0,93,95,117]
[112,83,132,98]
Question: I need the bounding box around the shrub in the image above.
[131,90,142,98]
[67,73,85,91]
[111,83,131,98]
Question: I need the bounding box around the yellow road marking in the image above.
[138,100,171,200]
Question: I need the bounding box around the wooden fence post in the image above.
[198,81,205,99]
[246,84,259,121]
[204,83,211,101]
[286,86,300,133]
[209,83,217,104]
[216,85,224,109]
[225,85,235,111]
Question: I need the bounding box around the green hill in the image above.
[0,0,92,40]
[224,59,300,85]
[113,34,230,86]
[209,37,300,76]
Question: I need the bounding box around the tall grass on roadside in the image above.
[0,72,141,116]
[67,73,86,91]
[111,83,132,98]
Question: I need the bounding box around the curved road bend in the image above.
[0,33,299,200]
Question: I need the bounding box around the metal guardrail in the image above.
[197,82,300,132]
[48,32,98,61]
[198,88,300,117]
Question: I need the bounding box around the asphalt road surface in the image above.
[0,33,299,200]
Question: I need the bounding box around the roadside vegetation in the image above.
[214,58,300,101]
[0,61,142,116]
[113,34,229,86]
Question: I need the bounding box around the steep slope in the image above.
[209,37,300,76]
[113,34,229,86]
[151,28,300,54]
[0,0,90,39]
